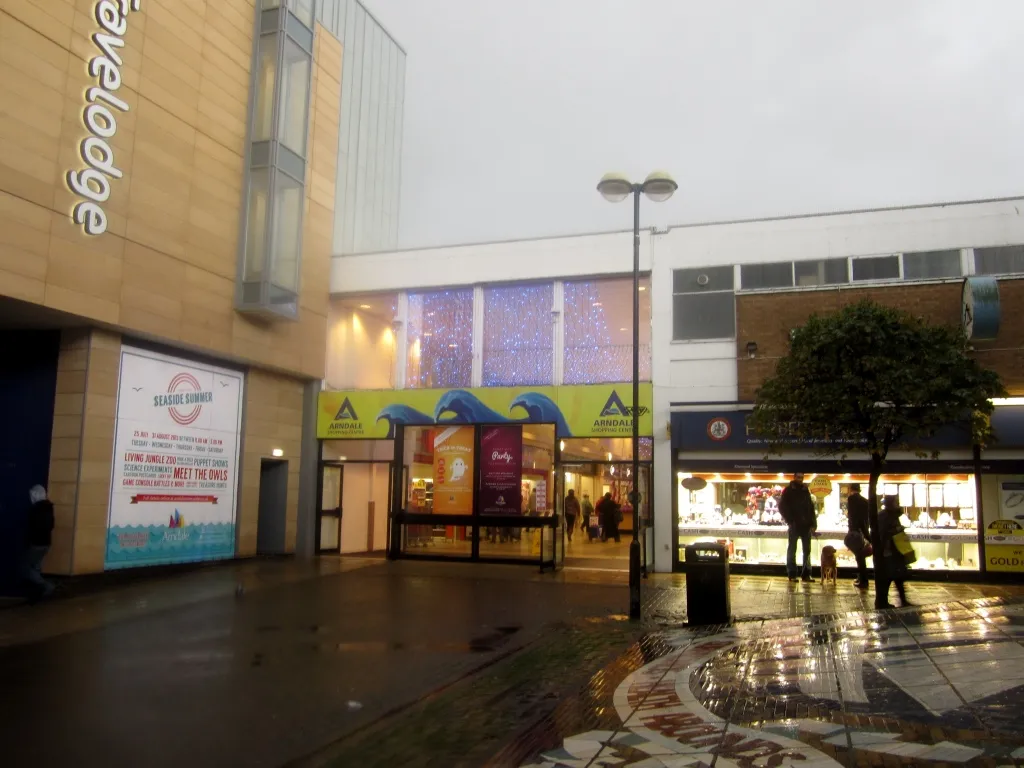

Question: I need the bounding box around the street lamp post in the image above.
[597,171,678,620]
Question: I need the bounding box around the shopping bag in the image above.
[843,531,865,555]
[892,531,917,565]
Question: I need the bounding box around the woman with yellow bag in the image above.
[876,495,914,609]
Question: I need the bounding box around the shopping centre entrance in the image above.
[314,384,654,571]
[560,449,652,572]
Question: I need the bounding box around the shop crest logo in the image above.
[334,397,359,421]
[707,417,732,441]
[153,373,212,426]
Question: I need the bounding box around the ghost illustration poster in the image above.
[432,426,475,514]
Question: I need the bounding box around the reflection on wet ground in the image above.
[521,598,1024,767]
[1,558,1023,767]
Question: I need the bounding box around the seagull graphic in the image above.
[219,381,230,388]
[132,387,143,392]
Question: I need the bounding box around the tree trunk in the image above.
[868,452,885,608]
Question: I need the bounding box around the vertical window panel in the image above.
[271,172,303,290]
[406,290,474,389]
[252,35,278,141]
[243,168,270,281]
[564,277,651,384]
[278,39,311,156]
[482,284,554,386]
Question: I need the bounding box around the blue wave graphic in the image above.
[434,390,510,424]
[105,523,235,570]
[509,392,573,438]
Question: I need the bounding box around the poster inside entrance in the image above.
[432,426,474,514]
[105,347,244,569]
[480,425,522,515]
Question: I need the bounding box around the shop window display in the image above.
[677,471,979,572]
[399,424,557,561]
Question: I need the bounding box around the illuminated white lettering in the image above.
[91,32,124,67]
[89,56,122,91]
[73,202,108,236]
[81,137,123,179]
[67,1,141,236]
[87,86,129,113]
[84,104,117,138]
[67,168,111,203]
[96,1,127,35]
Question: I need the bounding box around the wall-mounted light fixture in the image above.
[272,448,284,458]
[745,341,758,359]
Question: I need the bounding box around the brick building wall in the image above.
[736,277,1024,400]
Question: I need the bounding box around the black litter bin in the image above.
[684,542,731,625]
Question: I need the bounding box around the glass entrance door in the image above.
[317,463,343,553]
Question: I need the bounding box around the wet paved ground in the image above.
[520,598,1024,767]
[0,559,1022,767]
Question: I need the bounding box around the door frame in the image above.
[315,461,345,554]
[316,459,395,555]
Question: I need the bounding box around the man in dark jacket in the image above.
[845,483,872,588]
[779,473,816,582]
[563,490,581,541]
[597,493,621,543]
[23,485,55,600]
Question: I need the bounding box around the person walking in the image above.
[581,492,596,540]
[780,473,816,582]
[845,483,872,589]
[563,489,581,541]
[876,495,911,609]
[23,485,55,601]
[597,492,621,543]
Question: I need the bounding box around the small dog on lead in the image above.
[820,545,838,586]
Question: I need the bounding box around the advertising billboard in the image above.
[105,347,244,569]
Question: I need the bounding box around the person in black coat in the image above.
[23,485,55,600]
[877,495,911,609]
[845,483,872,588]
[597,493,621,543]
[563,490,581,541]
[779,473,816,582]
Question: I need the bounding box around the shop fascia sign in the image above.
[66,0,142,237]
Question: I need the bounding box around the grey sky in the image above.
[363,0,1024,250]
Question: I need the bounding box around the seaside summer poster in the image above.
[104,347,244,570]
[432,426,475,515]
[479,425,522,515]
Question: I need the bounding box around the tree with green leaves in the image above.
[748,300,1005,604]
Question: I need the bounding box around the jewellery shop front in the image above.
[671,407,1024,582]
[315,384,654,569]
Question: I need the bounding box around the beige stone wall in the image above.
[0,0,329,380]
[45,328,315,573]
[0,4,346,572]
[45,327,120,575]
[237,370,306,556]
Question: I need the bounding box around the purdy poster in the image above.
[104,347,244,569]
[480,426,522,515]
[432,426,474,514]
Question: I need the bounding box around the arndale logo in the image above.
[329,397,363,434]
[594,390,648,431]
[334,397,359,421]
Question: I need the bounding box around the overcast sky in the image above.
[363,0,1024,250]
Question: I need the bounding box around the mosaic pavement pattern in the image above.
[521,597,1024,768]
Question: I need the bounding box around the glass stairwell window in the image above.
[237,1,314,320]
